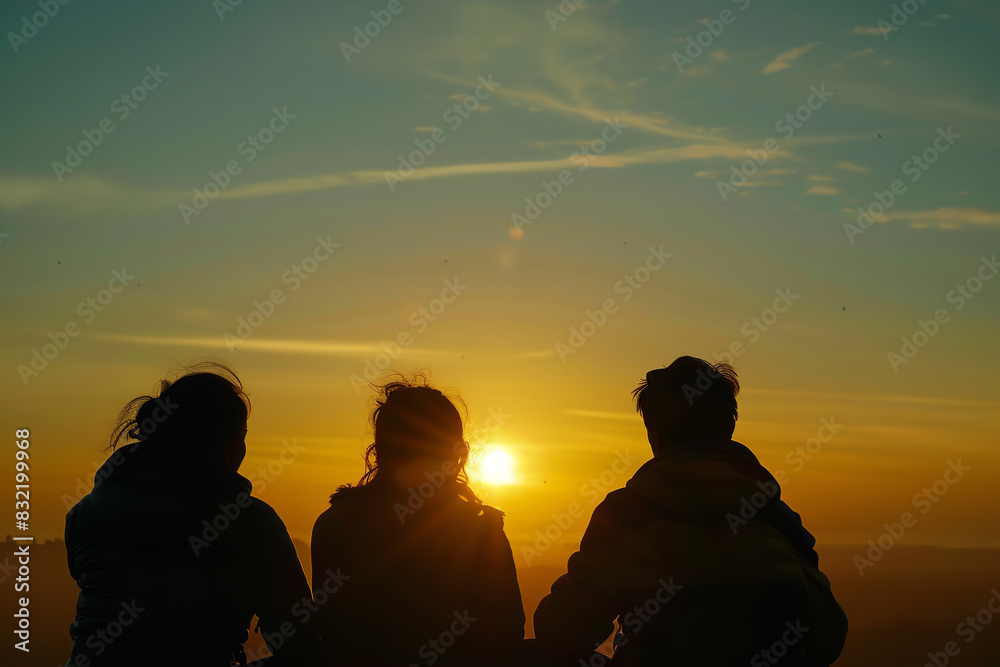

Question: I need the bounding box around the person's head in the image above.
[109,361,251,472]
[632,356,739,455]
[355,372,479,504]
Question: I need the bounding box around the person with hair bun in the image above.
[64,362,314,667]
[310,373,525,666]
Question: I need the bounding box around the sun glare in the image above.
[477,447,516,485]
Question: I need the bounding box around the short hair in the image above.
[632,356,739,426]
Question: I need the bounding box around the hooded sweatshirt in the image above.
[64,443,312,667]
[310,478,526,666]
[533,438,848,667]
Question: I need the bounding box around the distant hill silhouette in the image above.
[6,536,999,665]
[815,544,1000,666]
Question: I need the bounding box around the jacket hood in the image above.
[625,437,817,562]
[86,442,253,533]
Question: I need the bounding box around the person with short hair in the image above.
[533,356,848,666]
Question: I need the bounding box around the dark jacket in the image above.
[533,438,848,667]
[65,443,313,667]
[310,478,525,666]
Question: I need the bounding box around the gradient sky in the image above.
[2,0,999,591]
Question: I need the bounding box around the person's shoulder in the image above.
[312,486,368,537]
[65,494,90,518]
[472,501,506,528]
[582,486,664,538]
[237,494,289,530]
[64,494,99,534]
[595,486,648,515]
[328,483,369,506]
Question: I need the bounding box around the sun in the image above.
[476,446,516,485]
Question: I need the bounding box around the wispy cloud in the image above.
[513,349,557,359]
[761,41,821,74]
[428,71,726,144]
[87,334,466,358]
[852,26,884,36]
[807,185,841,195]
[884,207,1000,229]
[755,387,997,408]
[0,174,182,217]
[834,161,871,172]
[561,409,636,421]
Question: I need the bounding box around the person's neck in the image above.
[653,432,732,457]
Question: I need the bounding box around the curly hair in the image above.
[346,371,482,507]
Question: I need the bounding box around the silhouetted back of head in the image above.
[374,383,464,467]
[348,372,480,505]
[633,356,739,447]
[109,361,250,463]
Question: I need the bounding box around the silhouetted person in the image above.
[311,374,525,666]
[533,356,848,666]
[64,363,314,667]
